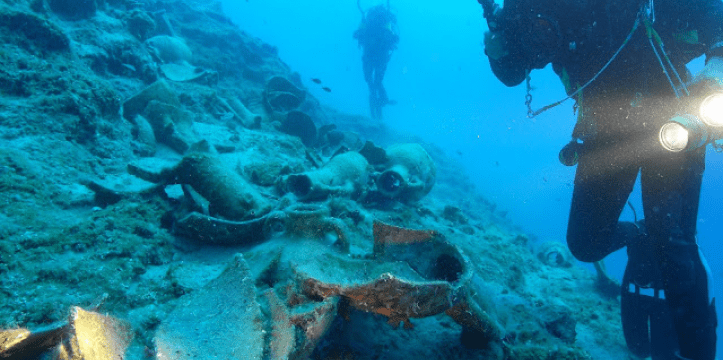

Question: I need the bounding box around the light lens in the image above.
[699,93,723,127]
[659,122,689,152]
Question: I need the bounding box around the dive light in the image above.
[659,93,723,152]
[559,139,583,166]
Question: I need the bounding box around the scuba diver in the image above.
[480,0,723,359]
[353,1,399,120]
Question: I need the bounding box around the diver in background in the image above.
[481,0,723,359]
[354,3,399,120]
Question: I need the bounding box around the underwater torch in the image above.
[658,92,723,152]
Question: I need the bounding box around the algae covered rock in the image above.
[538,302,577,344]
[0,6,69,52]
[48,0,96,20]
[124,9,156,41]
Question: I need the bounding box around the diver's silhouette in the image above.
[481,0,722,358]
[354,2,399,120]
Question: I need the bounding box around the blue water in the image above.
[222,0,723,356]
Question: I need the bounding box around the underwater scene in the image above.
[2,0,723,359]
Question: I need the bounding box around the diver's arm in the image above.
[353,24,366,48]
[685,0,723,93]
[693,0,723,60]
[690,56,723,95]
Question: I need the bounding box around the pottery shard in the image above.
[279,110,316,147]
[122,80,181,121]
[0,323,66,358]
[0,308,133,359]
[174,212,267,246]
[145,35,192,64]
[267,91,302,111]
[372,220,440,255]
[264,76,306,112]
[129,152,273,221]
[155,254,264,360]
[61,307,133,360]
[303,273,455,329]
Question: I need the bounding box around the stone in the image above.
[48,0,96,20]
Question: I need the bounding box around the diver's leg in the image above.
[619,215,681,359]
[362,55,374,87]
[566,138,640,263]
[362,55,378,119]
[641,147,716,360]
[649,298,679,360]
[368,63,384,119]
[369,82,382,119]
[374,59,390,105]
[369,91,381,119]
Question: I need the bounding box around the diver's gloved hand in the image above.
[688,56,723,95]
[483,31,509,60]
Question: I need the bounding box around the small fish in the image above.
[219,112,234,121]
[322,87,331,92]
[120,63,136,72]
[311,78,322,84]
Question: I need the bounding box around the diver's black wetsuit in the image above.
[354,6,399,120]
[487,0,723,359]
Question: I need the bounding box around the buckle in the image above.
[628,283,665,299]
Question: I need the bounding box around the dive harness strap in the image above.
[527,0,689,118]
[525,13,641,117]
